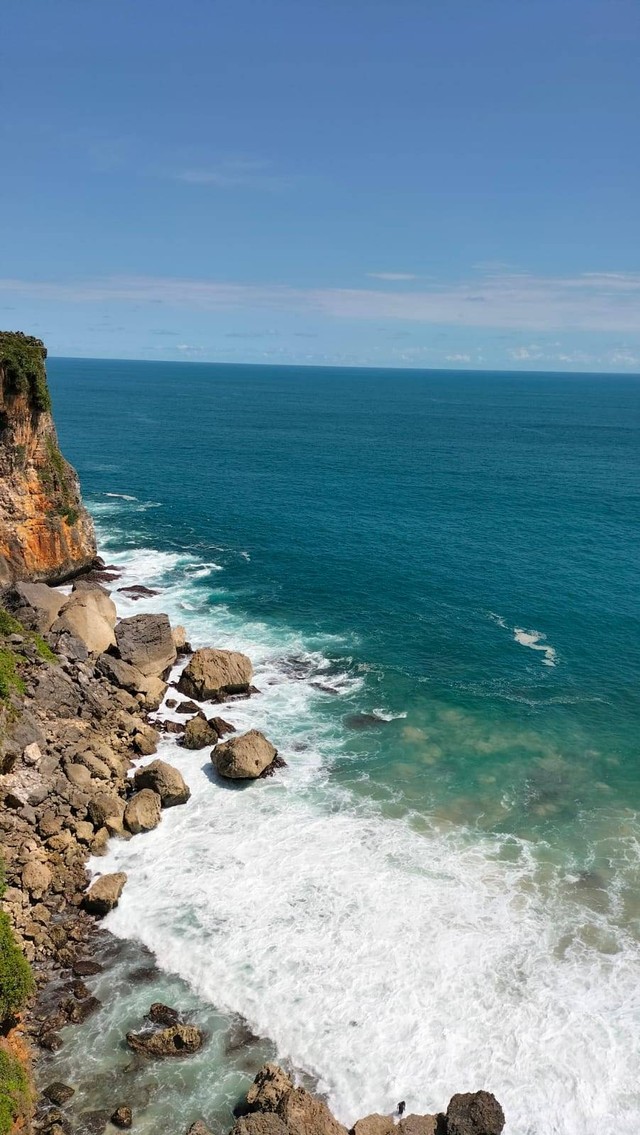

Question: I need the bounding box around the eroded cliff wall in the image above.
[0,332,96,585]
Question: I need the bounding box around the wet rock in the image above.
[343,712,390,730]
[172,625,190,653]
[39,1031,63,1051]
[187,1123,214,1135]
[183,712,218,750]
[118,584,159,598]
[178,648,253,702]
[210,716,235,736]
[124,789,162,834]
[259,754,288,778]
[114,613,177,678]
[213,730,278,780]
[111,1105,133,1128]
[133,759,190,807]
[125,1023,204,1057]
[277,1088,348,1135]
[82,871,127,916]
[351,1118,395,1135]
[176,699,200,714]
[43,1083,75,1106]
[246,1065,294,1113]
[61,994,101,1024]
[446,1092,505,1135]
[72,958,103,977]
[161,719,184,734]
[133,723,159,755]
[147,1002,180,1026]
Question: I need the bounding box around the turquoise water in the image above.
[47,359,640,1134]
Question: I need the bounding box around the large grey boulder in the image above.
[83,872,127,915]
[52,588,117,654]
[213,730,277,780]
[114,613,177,677]
[11,581,65,632]
[124,789,162,834]
[446,1093,505,1135]
[133,759,190,807]
[96,653,166,710]
[177,648,252,701]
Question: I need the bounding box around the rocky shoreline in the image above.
[0,570,506,1135]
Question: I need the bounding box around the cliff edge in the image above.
[0,332,96,585]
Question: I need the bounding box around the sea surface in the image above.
[44,359,640,1134]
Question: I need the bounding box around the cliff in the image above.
[0,333,96,586]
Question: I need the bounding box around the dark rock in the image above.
[259,754,288,778]
[210,716,235,736]
[111,1105,133,1129]
[43,1083,75,1106]
[446,1092,505,1135]
[187,1124,214,1135]
[72,958,103,977]
[147,1002,180,1026]
[117,585,160,598]
[176,700,200,714]
[39,1031,63,1051]
[232,1117,290,1135]
[343,712,390,730]
[165,698,177,708]
[133,760,190,807]
[183,712,218,750]
[161,719,184,734]
[125,1023,204,1057]
[61,994,101,1024]
[246,1065,294,1113]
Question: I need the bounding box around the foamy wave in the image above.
[104,492,138,501]
[513,627,557,667]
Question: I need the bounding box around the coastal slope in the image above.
[0,332,96,586]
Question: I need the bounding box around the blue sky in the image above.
[1,0,639,371]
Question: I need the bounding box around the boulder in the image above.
[211,716,235,737]
[124,789,162,834]
[183,713,218,750]
[233,1117,289,1135]
[52,589,117,654]
[96,653,167,709]
[83,872,127,916]
[177,648,253,701]
[277,1088,348,1135]
[172,625,189,652]
[22,860,52,899]
[147,1002,180,1026]
[43,1083,75,1106]
[114,613,177,677]
[133,724,159,756]
[12,581,65,632]
[246,1065,294,1114]
[213,730,277,780]
[23,741,42,766]
[352,1117,395,1135]
[446,1093,505,1135]
[87,791,126,833]
[133,760,191,807]
[111,1106,133,1129]
[187,1123,214,1135]
[398,1117,446,1135]
[125,1023,204,1057]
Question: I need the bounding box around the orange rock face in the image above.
[0,334,96,585]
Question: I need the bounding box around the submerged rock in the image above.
[446,1092,505,1135]
[213,729,277,780]
[125,1023,204,1057]
[111,1105,133,1128]
[43,1083,75,1106]
[133,759,190,807]
[178,647,253,701]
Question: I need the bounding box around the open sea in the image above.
[43,359,640,1134]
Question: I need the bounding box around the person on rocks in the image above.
[397,1102,406,1118]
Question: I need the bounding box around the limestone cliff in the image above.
[0,331,96,585]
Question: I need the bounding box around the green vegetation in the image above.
[0,610,55,690]
[0,332,50,413]
[0,865,34,1027]
[0,650,26,707]
[38,438,80,527]
[0,1049,31,1135]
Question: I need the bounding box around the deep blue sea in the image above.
[45,359,640,1135]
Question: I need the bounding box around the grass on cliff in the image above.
[0,865,35,1028]
[0,331,50,413]
[0,609,56,674]
[0,1049,31,1135]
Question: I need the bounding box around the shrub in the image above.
[0,912,34,1026]
[0,332,50,413]
[0,1048,31,1135]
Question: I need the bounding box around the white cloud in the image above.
[445,353,472,362]
[176,158,290,192]
[2,269,640,335]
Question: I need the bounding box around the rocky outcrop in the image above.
[114,613,177,678]
[352,1117,395,1135]
[125,1022,204,1057]
[133,759,191,806]
[213,730,278,779]
[277,1088,348,1135]
[0,331,96,584]
[445,1093,505,1135]
[51,587,117,655]
[124,789,162,834]
[178,647,253,701]
[246,1064,295,1113]
[398,1116,446,1135]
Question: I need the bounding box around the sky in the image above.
[1,0,639,372]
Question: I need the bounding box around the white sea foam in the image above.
[88,545,639,1133]
[104,492,138,501]
[513,628,557,668]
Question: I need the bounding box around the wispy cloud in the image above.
[2,270,640,337]
[176,158,291,192]
[366,272,419,282]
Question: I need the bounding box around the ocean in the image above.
[43,358,640,1134]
